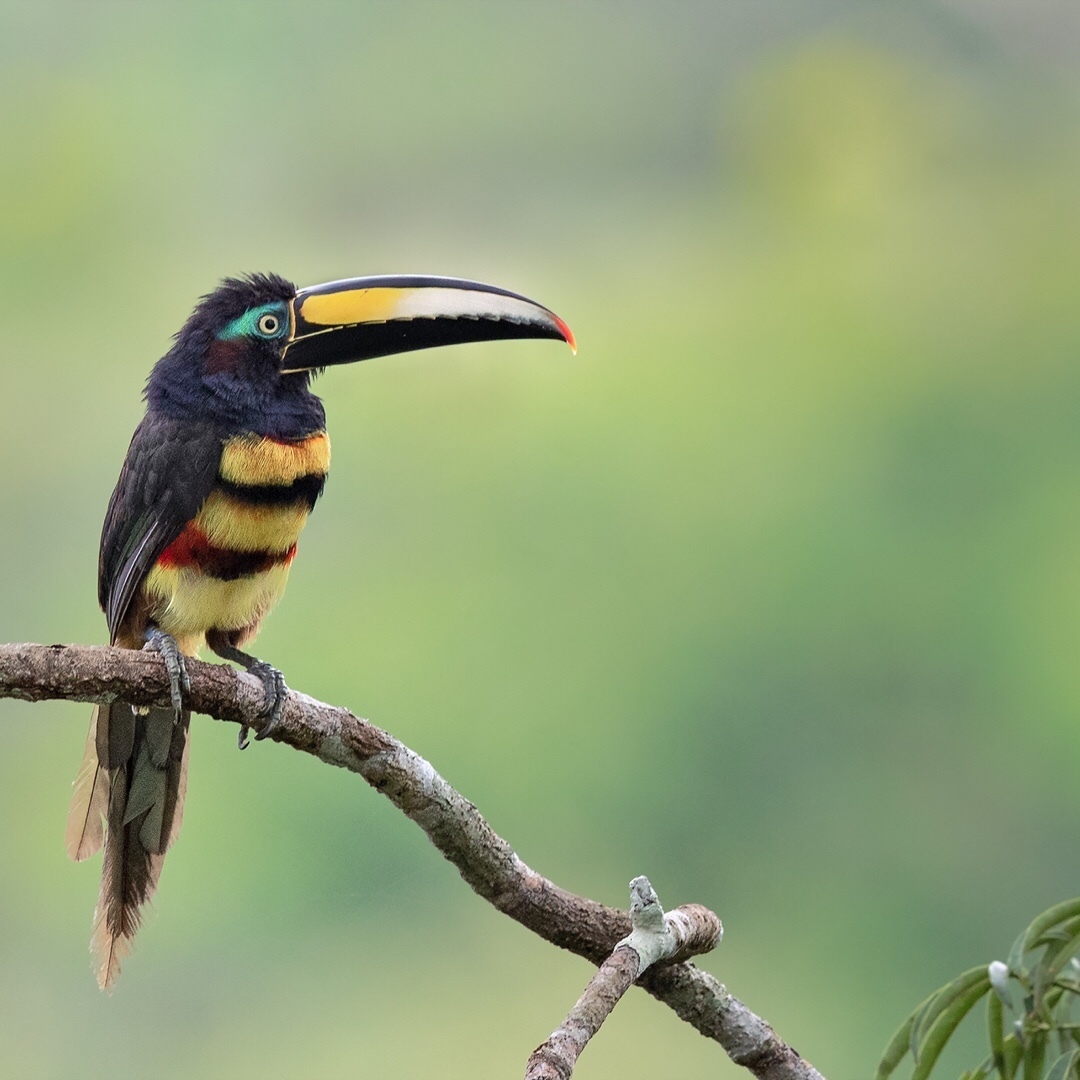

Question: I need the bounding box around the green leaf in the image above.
[910,974,992,1080]
[1010,901,1080,975]
[1045,1050,1080,1080]
[1024,1031,1047,1080]
[1046,929,1080,983]
[913,993,942,1062]
[877,967,992,1079]
[921,968,993,1039]
[989,992,1007,1075]
[876,997,931,1080]
[1001,1033,1024,1080]
[1032,931,1080,1017]
[1009,929,1031,981]
[1039,917,1080,949]
[1035,960,1053,1016]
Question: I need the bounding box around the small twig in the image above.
[0,643,825,1080]
[525,876,722,1080]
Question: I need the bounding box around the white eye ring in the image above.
[257,313,281,336]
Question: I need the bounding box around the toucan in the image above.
[66,272,574,988]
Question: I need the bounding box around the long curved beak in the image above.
[281,275,575,373]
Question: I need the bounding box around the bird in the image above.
[66,271,574,989]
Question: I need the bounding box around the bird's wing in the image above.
[99,416,224,642]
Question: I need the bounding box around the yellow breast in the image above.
[194,491,310,553]
[218,432,331,486]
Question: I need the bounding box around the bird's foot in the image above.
[143,628,189,719]
[206,638,288,749]
[242,660,288,749]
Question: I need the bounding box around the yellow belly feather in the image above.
[195,491,310,553]
[143,562,293,648]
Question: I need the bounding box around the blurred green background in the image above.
[2,2,1080,1077]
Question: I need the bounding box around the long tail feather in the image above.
[66,706,111,861]
[92,761,154,989]
[88,705,190,990]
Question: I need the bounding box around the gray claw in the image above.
[143,628,188,720]
[237,661,287,749]
[252,661,287,741]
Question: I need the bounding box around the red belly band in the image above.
[157,524,297,580]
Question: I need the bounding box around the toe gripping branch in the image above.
[143,628,190,719]
[208,642,288,749]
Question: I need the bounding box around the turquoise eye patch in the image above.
[218,302,289,341]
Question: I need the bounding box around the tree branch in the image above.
[525,876,723,1080]
[0,642,825,1080]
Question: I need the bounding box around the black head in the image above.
[145,273,326,438]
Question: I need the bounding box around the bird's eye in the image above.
[257,313,281,336]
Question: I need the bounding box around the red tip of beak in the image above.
[553,314,577,355]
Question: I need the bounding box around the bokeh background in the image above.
[2,2,1080,1077]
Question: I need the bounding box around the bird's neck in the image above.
[147,361,326,439]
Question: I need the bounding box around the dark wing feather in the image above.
[70,418,221,861]
[99,416,224,641]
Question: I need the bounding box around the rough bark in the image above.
[525,877,723,1079]
[0,642,825,1080]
